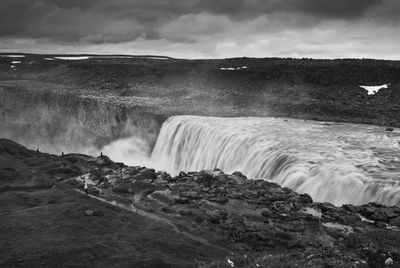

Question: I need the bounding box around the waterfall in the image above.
[151,116,400,206]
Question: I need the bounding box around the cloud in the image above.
[0,0,399,59]
[289,0,383,19]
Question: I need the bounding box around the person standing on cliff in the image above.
[84,182,88,194]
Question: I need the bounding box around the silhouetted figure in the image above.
[61,152,64,157]
[100,152,103,157]
[36,148,39,154]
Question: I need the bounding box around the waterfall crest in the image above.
[151,116,400,206]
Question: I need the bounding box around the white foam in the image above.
[359,84,389,95]
[54,56,90,60]
[10,65,15,68]
[44,58,55,61]
[11,61,21,64]
[151,116,400,206]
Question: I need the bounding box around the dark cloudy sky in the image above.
[1,0,399,59]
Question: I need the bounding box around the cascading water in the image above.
[151,116,400,206]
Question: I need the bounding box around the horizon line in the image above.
[1,51,400,62]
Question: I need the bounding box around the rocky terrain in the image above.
[1,138,400,267]
[1,54,400,162]
[2,54,400,125]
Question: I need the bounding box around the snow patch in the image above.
[359,84,389,95]
[92,56,133,59]
[54,56,90,60]
[220,66,247,71]
[145,56,168,60]
[44,55,167,61]
[1,55,25,58]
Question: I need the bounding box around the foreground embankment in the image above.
[1,138,400,267]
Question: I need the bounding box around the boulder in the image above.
[133,169,157,181]
[205,209,228,224]
[390,217,400,227]
[231,172,247,183]
[261,208,272,218]
[299,193,313,205]
[196,171,214,187]
[132,181,155,196]
[87,185,100,195]
[174,197,190,204]
[180,191,203,200]
[84,209,103,217]
[360,203,378,217]
[112,183,133,194]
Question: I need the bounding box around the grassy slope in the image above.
[0,139,227,267]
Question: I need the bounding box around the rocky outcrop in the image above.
[79,162,400,267]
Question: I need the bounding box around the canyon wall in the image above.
[0,85,164,164]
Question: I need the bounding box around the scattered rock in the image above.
[132,181,155,196]
[87,185,100,195]
[385,257,394,265]
[84,209,103,217]
[175,197,190,204]
[299,193,313,205]
[112,183,133,194]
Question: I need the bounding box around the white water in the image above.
[150,116,400,206]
